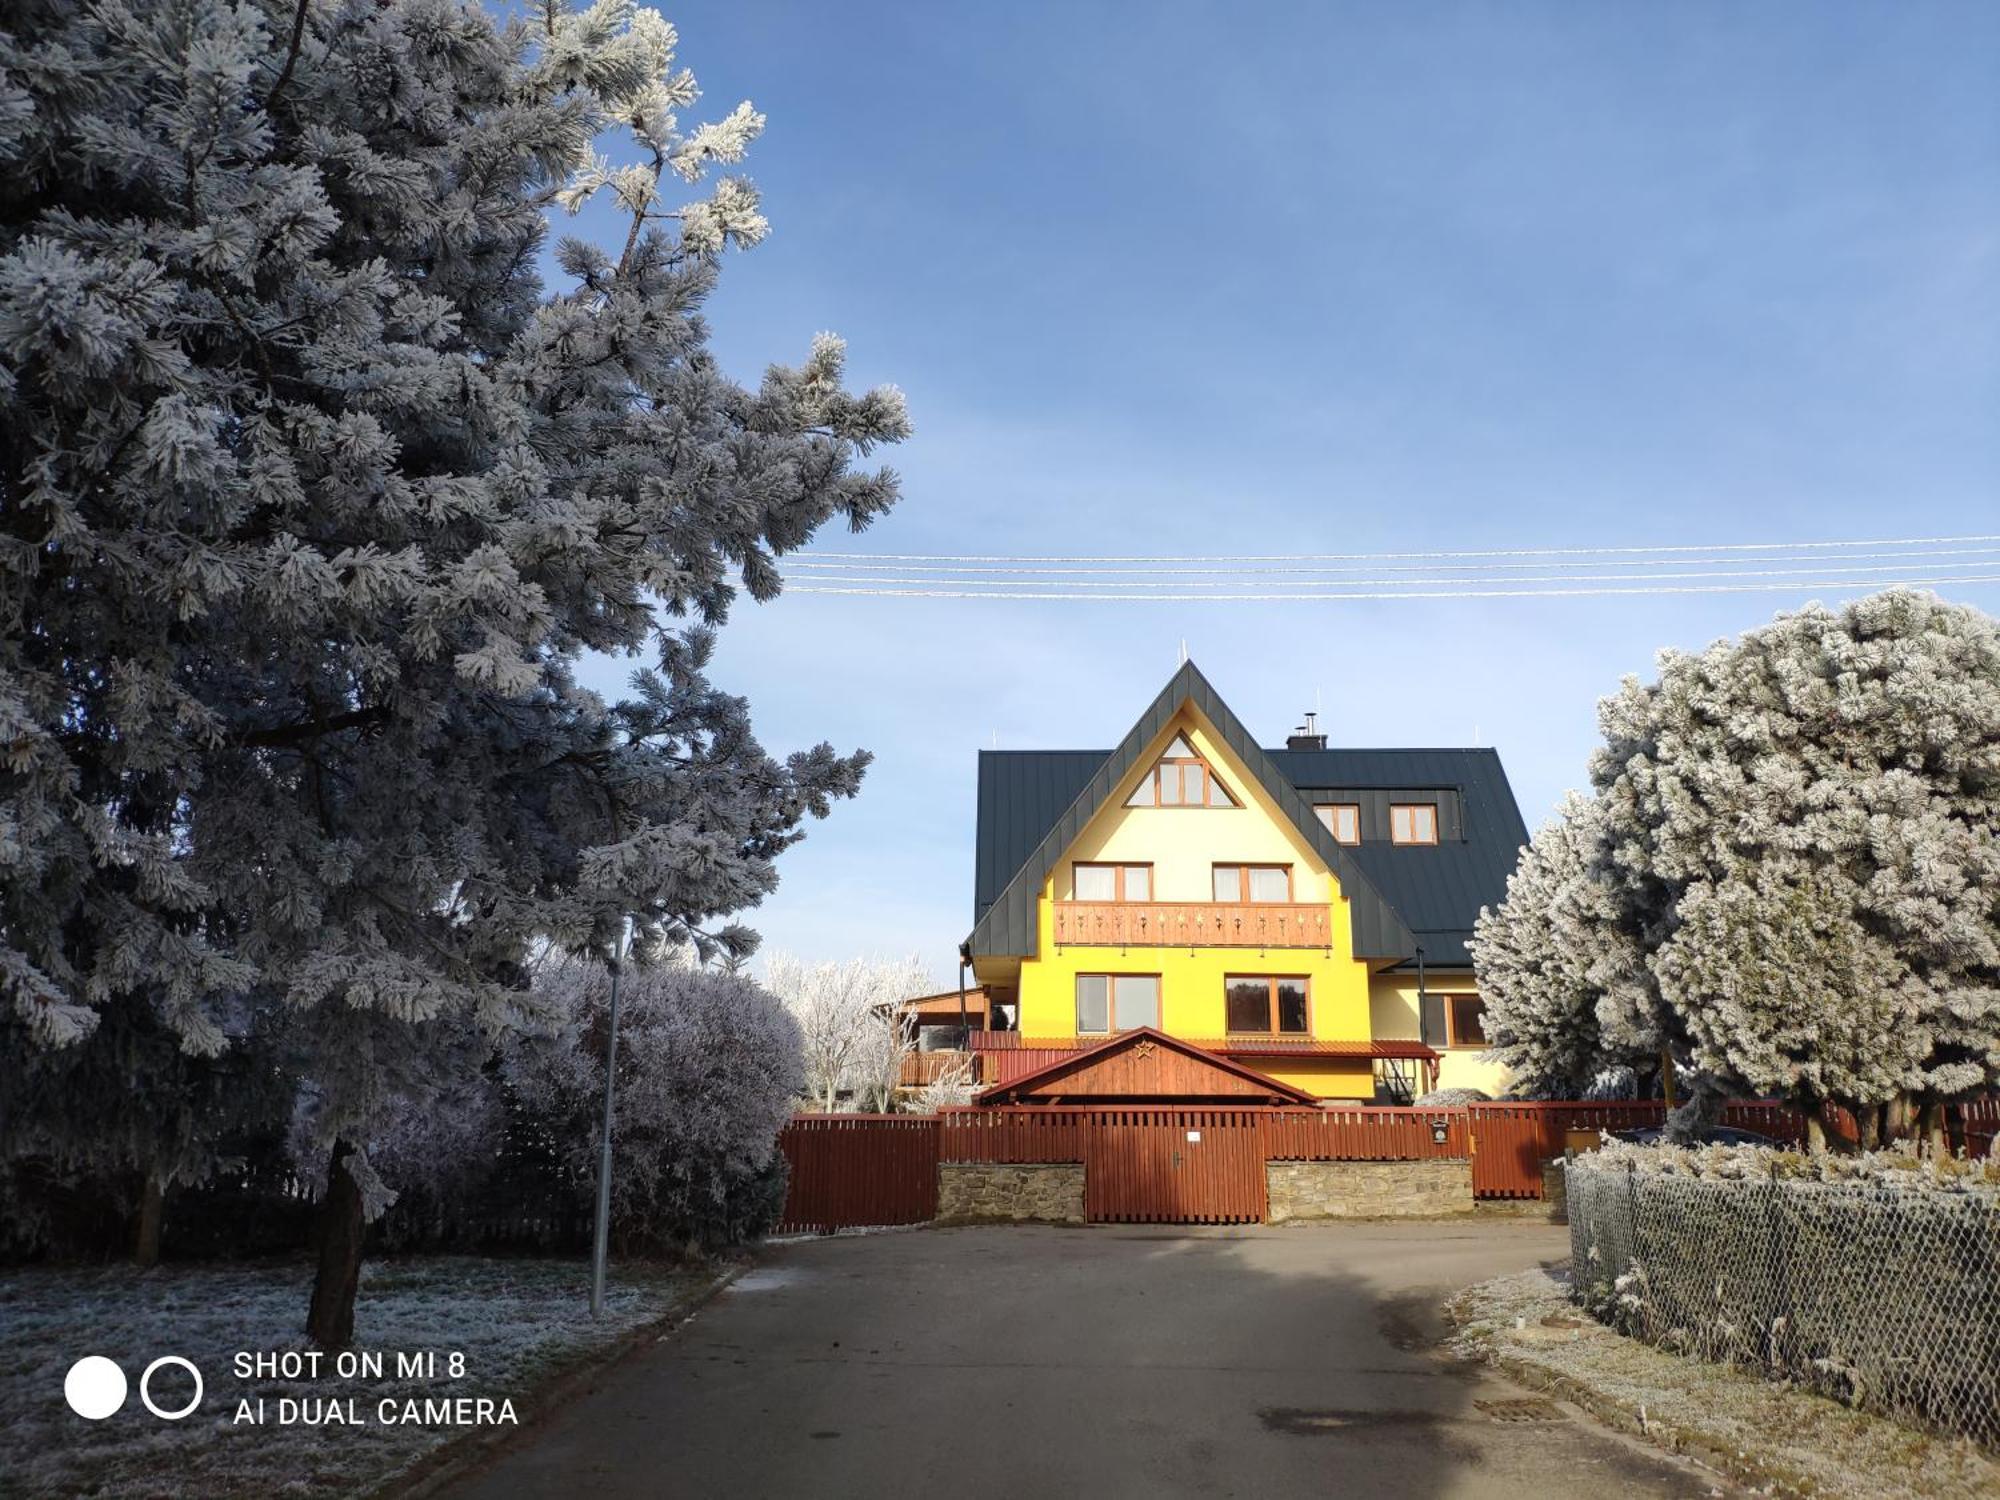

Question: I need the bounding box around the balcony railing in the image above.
[899,1050,984,1087]
[1052,901,1333,949]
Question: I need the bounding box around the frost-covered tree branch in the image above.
[766,954,930,1112]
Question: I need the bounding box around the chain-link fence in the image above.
[1568,1156,2000,1450]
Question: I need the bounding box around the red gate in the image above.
[1082,1107,1266,1224]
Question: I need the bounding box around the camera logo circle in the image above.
[63,1356,127,1420]
[140,1356,204,1420]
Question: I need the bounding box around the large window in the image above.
[1125,734,1239,808]
[1076,974,1161,1034]
[1315,804,1361,845]
[1072,863,1151,901]
[1225,976,1309,1034]
[1212,863,1292,902]
[1446,995,1487,1047]
[1390,803,1438,845]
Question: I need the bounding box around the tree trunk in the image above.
[1918,1101,1947,1158]
[1659,1048,1677,1111]
[133,1169,165,1269]
[1858,1106,1879,1152]
[1804,1112,1826,1154]
[306,1141,365,1350]
[1885,1094,1913,1144]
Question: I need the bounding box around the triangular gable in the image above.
[974,1028,1321,1105]
[963,660,1416,961]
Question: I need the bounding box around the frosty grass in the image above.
[1451,1266,2000,1500]
[2,1256,710,1499]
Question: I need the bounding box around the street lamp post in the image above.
[589,919,632,1318]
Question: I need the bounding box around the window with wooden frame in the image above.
[1123,733,1239,809]
[1314,803,1361,845]
[1390,803,1439,845]
[1445,994,1487,1048]
[1075,974,1161,1034]
[1225,976,1309,1035]
[1071,863,1152,902]
[1211,863,1292,903]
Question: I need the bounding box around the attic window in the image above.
[1390,803,1438,844]
[1125,733,1239,808]
[1315,804,1361,845]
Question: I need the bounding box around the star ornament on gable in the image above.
[1132,1039,1157,1058]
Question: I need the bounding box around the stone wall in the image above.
[1265,1159,1473,1221]
[936,1162,1085,1225]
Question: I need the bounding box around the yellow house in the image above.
[960,662,1527,1102]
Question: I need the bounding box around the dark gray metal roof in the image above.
[967,675,1530,968]
[966,661,1427,962]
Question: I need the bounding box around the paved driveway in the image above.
[444,1222,1718,1499]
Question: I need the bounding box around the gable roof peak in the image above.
[966,664,1418,962]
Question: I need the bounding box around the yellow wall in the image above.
[1255,1059,1375,1101]
[1368,973,1510,1095]
[980,710,1380,1100]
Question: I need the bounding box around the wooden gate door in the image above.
[1083,1108,1266,1224]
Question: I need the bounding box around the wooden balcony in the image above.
[1052,901,1333,950]
[899,1050,984,1087]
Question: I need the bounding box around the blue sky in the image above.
[564,2,2000,985]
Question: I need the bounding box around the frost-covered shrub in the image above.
[1412,1087,1490,1107]
[910,1052,981,1113]
[1580,1139,2000,1196]
[506,961,804,1250]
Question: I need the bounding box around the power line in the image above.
[783,559,2000,591]
[783,544,2000,578]
[785,572,2000,603]
[790,532,2000,567]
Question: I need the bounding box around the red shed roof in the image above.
[974,1028,1321,1107]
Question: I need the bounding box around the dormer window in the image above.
[1124,733,1239,808]
[1315,803,1361,845]
[1391,803,1439,845]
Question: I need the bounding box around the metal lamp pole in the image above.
[589,918,632,1318]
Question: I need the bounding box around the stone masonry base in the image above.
[1265,1158,1474,1221]
[936,1162,1085,1225]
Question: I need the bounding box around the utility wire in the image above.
[783,544,2000,578]
[790,532,2000,567]
[784,559,2000,591]
[785,572,2000,602]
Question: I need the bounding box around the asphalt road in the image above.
[443,1222,1720,1499]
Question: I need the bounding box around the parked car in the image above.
[1608,1124,1779,1148]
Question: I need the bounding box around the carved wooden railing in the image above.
[1051,901,1333,949]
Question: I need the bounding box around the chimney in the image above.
[1285,710,1327,752]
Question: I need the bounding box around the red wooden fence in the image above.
[775,1115,939,1233]
[1260,1107,1470,1161]
[1952,1097,2000,1157]
[939,1108,1086,1162]
[1462,1101,1820,1198]
[778,1098,1999,1229]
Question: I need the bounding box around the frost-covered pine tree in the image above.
[1471,793,1661,1098]
[1482,591,2000,1144]
[0,0,907,1342]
